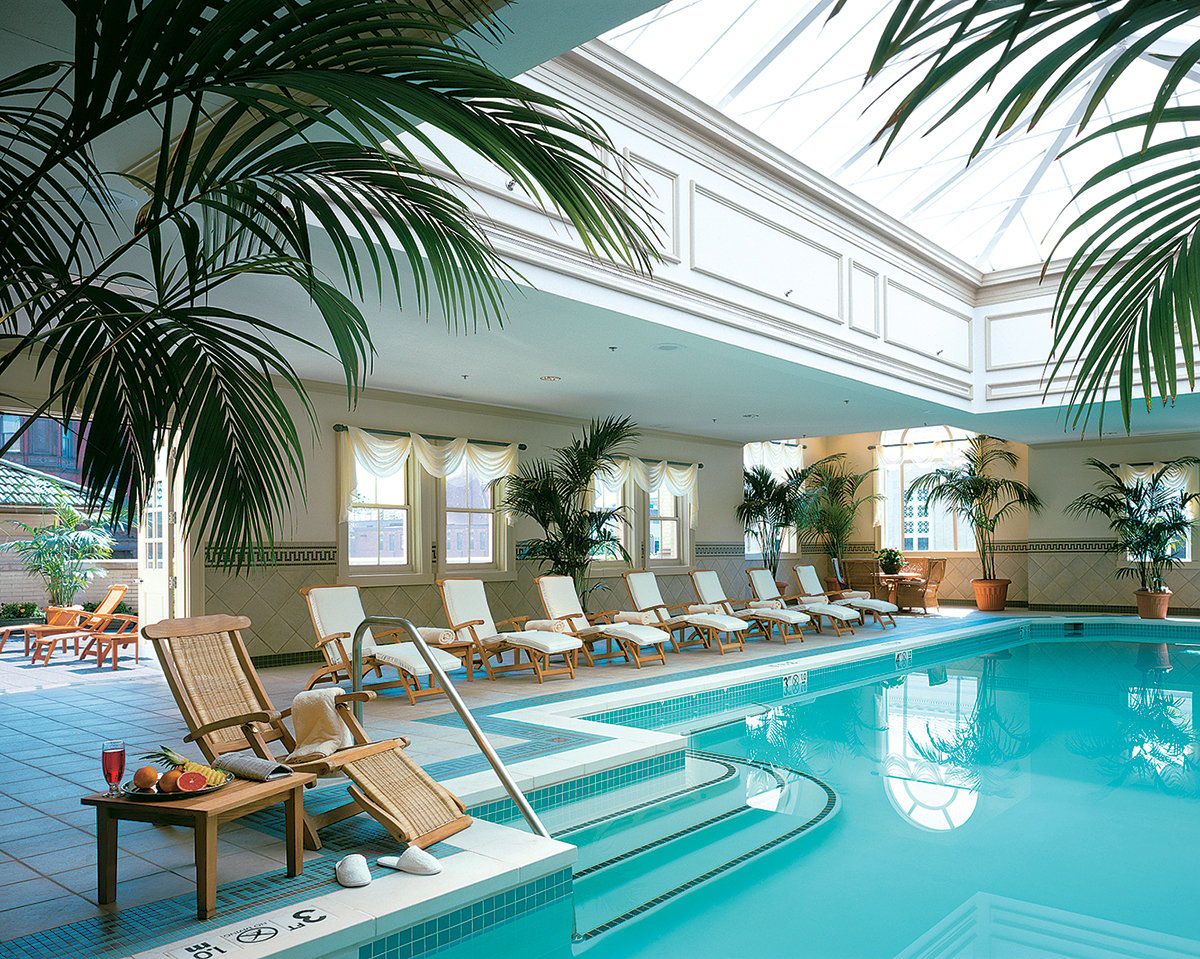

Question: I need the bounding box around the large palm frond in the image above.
[853,0,1200,432]
[1,0,660,565]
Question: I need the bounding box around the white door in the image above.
[137,447,182,628]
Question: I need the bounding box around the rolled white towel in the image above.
[614,610,658,626]
[687,603,724,615]
[747,599,783,610]
[525,618,568,633]
[416,626,458,645]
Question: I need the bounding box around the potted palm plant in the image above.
[737,466,803,579]
[0,499,115,606]
[502,416,639,609]
[905,436,1042,611]
[794,454,881,563]
[1065,458,1200,619]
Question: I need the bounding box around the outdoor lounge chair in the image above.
[690,569,811,644]
[439,578,582,683]
[535,575,669,669]
[145,614,471,850]
[300,585,462,703]
[1,583,128,660]
[623,570,748,655]
[746,568,861,637]
[0,604,84,657]
[795,564,897,629]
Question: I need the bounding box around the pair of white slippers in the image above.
[335,846,441,888]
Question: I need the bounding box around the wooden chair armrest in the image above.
[588,609,618,623]
[447,619,484,633]
[664,603,691,613]
[108,614,139,634]
[315,631,351,648]
[185,710,281,742]
[334,691,377,705]
[495,615,529,629]
[778,591,806,604]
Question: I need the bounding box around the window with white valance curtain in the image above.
[743,440,804,558]
[877,426,974,552]
[592,455,700,569]
[337,427,520,582]
[1117,462,1195,563]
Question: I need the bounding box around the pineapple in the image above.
[141,745,227,786]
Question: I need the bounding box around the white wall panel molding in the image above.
[689,183,843,325]
[626,151,681,264]
[984,307,1054,372]
[884,280,973,372]
[479,215,974,401]
[532,45,982,302]
[849,262,881,338]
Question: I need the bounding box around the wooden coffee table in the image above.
[82,772,317,919]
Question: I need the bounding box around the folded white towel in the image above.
[287,688,351,764]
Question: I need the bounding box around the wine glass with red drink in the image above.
[101,741,125,797]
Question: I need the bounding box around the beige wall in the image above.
[792,430,1033,605]
[201,381,748,659]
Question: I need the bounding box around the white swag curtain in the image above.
[743,440,804,478]
[338,426,520,521]
[596,457,701,529]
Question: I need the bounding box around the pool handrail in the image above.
[350,616,550,840]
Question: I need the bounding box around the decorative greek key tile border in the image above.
[695,542,746,557]
[807,540,1121,557]
[204,542,337,568]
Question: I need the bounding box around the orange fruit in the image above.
[159,769,183,792]
[177,771,207,792]
[132,766,159,790]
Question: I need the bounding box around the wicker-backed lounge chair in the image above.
[439,578,582,683]
[144,614,471,850]
[795,565,897,629]
[535,575,668,669]
[746,568,860,637]
[300,585,463,703]
[624,570,747,655]
[690,569,811,644]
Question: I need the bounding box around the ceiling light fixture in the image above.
[652,342,685,352]
[539,375,561,381]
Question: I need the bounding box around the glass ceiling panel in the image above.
[603,1,1200,272]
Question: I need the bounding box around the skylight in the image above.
[603,1,1200,273]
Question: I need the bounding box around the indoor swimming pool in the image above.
[474,629,1200,958]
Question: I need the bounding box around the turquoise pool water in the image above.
[557,637,1200,958]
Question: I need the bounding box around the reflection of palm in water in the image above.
[1069,672,1198,795]
[744,689,881,777]
[910,658,1032,793]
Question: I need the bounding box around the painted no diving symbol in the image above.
[236,926,278,944]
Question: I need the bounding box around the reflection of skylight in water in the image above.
[603,3,1200,272]
[882,672,978,831]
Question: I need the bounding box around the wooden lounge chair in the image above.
[300,585,463,703]
[144,614,471,850]
[0,604,83,657]
[84,613,141,668]
[746,568,860,637]
[795,564,897,629]
[439,578,582,683]
[27,585,132,665]
[623,570,748,655]
[690,569,811,644]
[535,575,668,669]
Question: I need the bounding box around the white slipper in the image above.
[377,847,442,876]
[335,854,372,887]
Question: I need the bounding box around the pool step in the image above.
[566,756,836,942]
[557,758,744,871]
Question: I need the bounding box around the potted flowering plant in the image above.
[875,547,905,575]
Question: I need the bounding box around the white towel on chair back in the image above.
[287,688,351,763]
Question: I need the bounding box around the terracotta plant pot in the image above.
[972,578,1011,612]
[1135,590,1171,619]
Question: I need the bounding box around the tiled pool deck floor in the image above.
[0,607,1017,952]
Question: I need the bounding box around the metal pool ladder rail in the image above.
[350,616,550,839]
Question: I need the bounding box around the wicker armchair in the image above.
[838,559,890,601]
[894,558,946,612]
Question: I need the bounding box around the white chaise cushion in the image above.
[603,623,670,647]
[801,603,861,623]
[372,642,462,677]
[837,597,899,614]
[751,607,810,626]
[485,629,582,655]
[685,612,749,633]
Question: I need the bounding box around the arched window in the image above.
[878,425,973,552]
